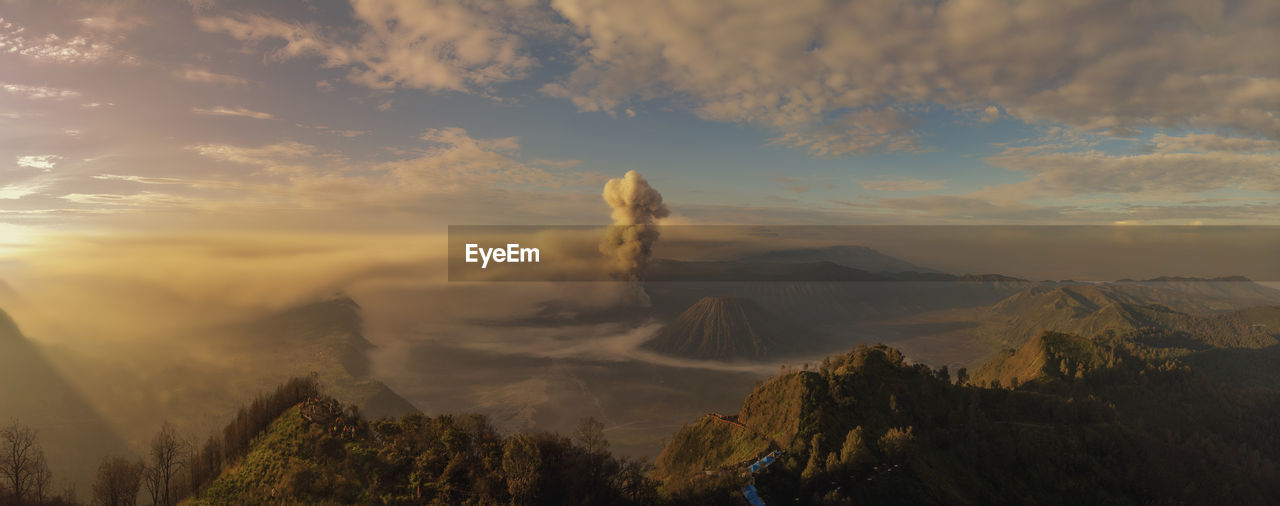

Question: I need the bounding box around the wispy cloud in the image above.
[0,180,49,200]
[174,66,248,87]
[0,17,135,64]
[1,82,80,100]
[192,106,274,120]
[859,178,946,192]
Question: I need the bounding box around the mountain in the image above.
[203,295,417,419]
[0,308,128,499]
[28,293,418,477]
[982,284,1280,348]
[653,343,1280,504]
[643,259,897,282]
[642,296,813,360]
[645,278,1035,326]
[192,386,651,505]
[736,245,939,274]
[1111,277,1280,310]
[971,331,1112,387]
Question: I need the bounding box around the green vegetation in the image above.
[657,343,1280,505]
[982,285,1280,349]
[189,383,656,505]
[182,322,1280,505]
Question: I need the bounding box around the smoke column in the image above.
[600,171,669,299]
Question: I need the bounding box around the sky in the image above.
[1,0,1279,248]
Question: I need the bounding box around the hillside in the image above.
[972,331,1118,387]
[193,394,656,505]
[983,285,1280,348]
[1114,277,1280,310]
[653,343,1280,504]
[642,296,813,360]
[201,296,417,419]
[184,336,1280,505]
[0,308,128,499]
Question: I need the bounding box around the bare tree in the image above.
[573,417,609,455]
[143,422,188,506]
[0,420,42,504]
[93,456,144,506]
[30,450,51,505]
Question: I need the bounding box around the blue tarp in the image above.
[748,450,782,473]
[742,484,766,506]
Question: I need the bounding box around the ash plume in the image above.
[600,170,669,287]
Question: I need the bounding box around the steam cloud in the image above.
[600,170,669,282]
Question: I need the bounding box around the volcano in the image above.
[642,296,812,360]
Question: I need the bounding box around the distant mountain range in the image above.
[984,284,1280,348]
[736,245,941,274]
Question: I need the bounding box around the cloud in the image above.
[188,141,314,170]
[980,105,1000,123]
[196,0,551,93]
[771,108,921,156]
[1,82,80,100]
[0,180,48,200]
[859,177,946,192]
[985,132,1280,196]
[191,106,274,119]
[92,174,192,185]
[1148,133,1280,153]
[60,192,195,208]
[16,155,59,171]
[174,66,248,87]
[543,0,1280,150]
[0,17,135,64]
[180,129,601,210]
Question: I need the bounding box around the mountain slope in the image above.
[193,396,653,505]
[204,295,417,418]
[642,296,813,360]
[0,308,128,499]
[983,285,1280,348]
[654,343,1280,504]
[971,331,1112,387]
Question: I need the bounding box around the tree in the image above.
[802,433,825,480]
[956,367,969,386]
[502,433,541,504]
[93,456,144,506]
[573,417,609,455]
[878,426,915,461]
[30,451,51,505]
[617,457,655,504]
[839,426,871,469]
[1,420,43,504]
[144,422,188,506]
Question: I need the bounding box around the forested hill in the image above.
[655,343,1280,505]
[176,332,1280,505]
